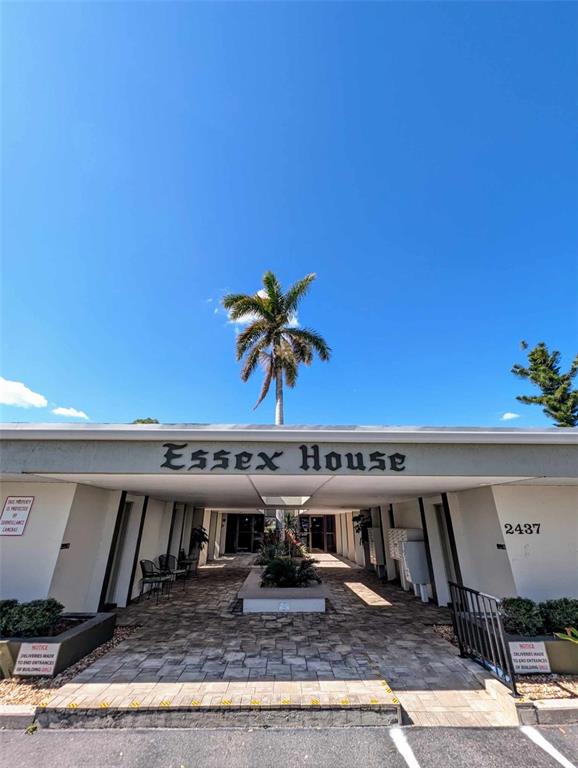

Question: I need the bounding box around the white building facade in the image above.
[1,423,576,613]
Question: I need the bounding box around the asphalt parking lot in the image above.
[1,725,577,768]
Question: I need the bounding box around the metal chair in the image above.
[157,553,188,591]
[139,559,172,604]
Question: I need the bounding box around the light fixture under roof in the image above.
[259,495,311,507]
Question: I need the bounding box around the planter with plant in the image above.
[0,598,116,679]
[261,556,321,589]
[500,596,578,674]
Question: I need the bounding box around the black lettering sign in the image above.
[211,450,230,470]
[189,449,208,470]
[368,451,386,471]
[255,451,283,471]
[235,451,253,470]
[345,452,366,471]
[325,451,342,471]
[389,452,406,472]
[299,444,321,471]
[161,443,187,470]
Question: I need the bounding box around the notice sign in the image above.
[13,642,61,677]
[0,496,33,536]
[509,641,551,674]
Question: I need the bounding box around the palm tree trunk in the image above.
[275,368,284,425]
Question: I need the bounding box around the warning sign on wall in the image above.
[13,642,61,676]
[509,641,551,674]
[0,496,34,536]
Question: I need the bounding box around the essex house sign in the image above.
[161,443,408,474]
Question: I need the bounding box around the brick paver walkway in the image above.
[44,555,516,726]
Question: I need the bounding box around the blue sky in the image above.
[1,2,576,427]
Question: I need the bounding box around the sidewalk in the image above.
[38,554,517,726]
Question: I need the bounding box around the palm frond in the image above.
[240,339,268,382]
[284,273,316,315]
[286,327,331,361]
[235,320,269,360]
[222,294,270,322]
[254,354,274,409]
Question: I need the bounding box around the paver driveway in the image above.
[49,554,515,725]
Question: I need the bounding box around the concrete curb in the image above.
[516,698,578,725]
[35,703,402,729]
[0,704,36,730]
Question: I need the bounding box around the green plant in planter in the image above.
[500,597,543,636]
[540,598,578,634]
[352,512,371,543]
[0,598,64,638]
[261,557,321,588]
[189,526,209,553]
[554,627,578,644]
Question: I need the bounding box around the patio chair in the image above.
[139,559,172,604]
[157,553,188,591]
[178,548,197,578]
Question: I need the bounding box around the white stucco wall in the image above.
[130,498,173,600]
[49,484,122,612]
[198,508,212,565]
[448,488,516,598]
[0,482,77,603]
[392,500,422,530]
[108,494,145,608]
[492,485,578,601]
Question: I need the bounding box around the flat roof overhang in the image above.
[2,422,578,444]
[2,424,576,510]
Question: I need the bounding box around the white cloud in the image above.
[500,412,520,421]
[52,406,89,419]
[0,377,48,408]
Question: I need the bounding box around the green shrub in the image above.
[0,598,64,638]
[261,557,321,589]
[500,597,543,636]
[540,598,578,634]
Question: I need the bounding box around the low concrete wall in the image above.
[0,612,116,678]
[238,568,329,613]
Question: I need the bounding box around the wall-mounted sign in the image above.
[13,642,60,677]
[161,443,407,475]
[0,496,33,536]
[509,641,551,674]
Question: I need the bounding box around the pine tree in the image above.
[511,341,578,427]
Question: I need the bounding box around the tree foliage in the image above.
[511,341,578,427]
[222,271,331,424]
[132,417,160,424]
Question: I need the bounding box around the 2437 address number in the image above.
[504,523,541,534]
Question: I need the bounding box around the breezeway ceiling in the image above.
[25,472,541,510]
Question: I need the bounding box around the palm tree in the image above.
[223,271,331,425]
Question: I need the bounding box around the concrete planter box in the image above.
[0,612,116,679]
[507,633,578,675]
[238,567,329,613]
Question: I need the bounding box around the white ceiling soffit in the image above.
[25,472,540,508]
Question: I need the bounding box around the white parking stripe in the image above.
[389,727,421,768]
[520,725,577,768]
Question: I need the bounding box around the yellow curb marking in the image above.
[159,699,171,707]
[392,697,399,704]
[130,701,140,708]
[281,699,290,705]
[221,700,232,706]
[190,699,201,706]
[340,699,350,706]
[99,701,109,709]
[67,702,78,709]
[370,698,379,705]
[38,700,50,708]
[310,698,320,706]
[250,699,261,706]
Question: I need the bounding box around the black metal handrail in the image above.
[448,581,518,695]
